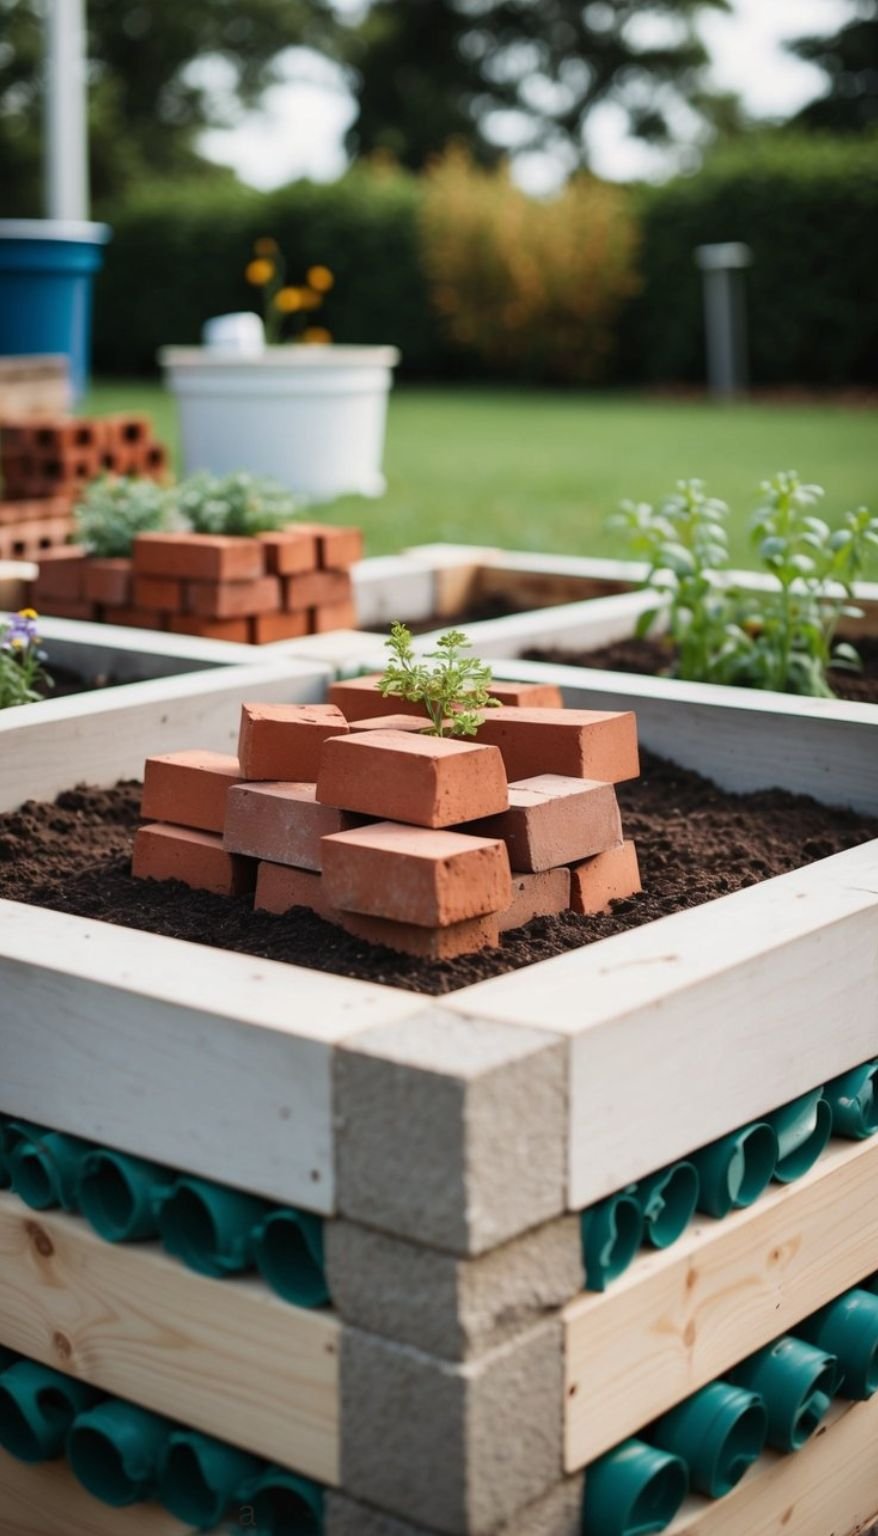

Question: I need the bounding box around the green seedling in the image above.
[377,621,501,737]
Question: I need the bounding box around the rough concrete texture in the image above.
[325,1476,585,1536]
[325,1216,583,1359]
[334,1009,567,1255]
[341,1318,564,1535]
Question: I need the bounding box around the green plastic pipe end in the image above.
[823,1062,878,1141]
[633,1163,699,1251]
[729,1336,838,1451]
[582,1193,644,1292]
[693,1122,777,1219]
[244,1466,324,1535]
[157,1176,270,1278]
[9,1129,90,1213]
[798,1288,878,1400]
[648,1380,766,1498]
[583,1438,688,1536]
[768,1091,833,1183]
[254,1210,330,1308]
[0,1346,22,1373]
[158,1429,262,1529]
[77,1148,174,1243]
[0,1361,100,1463]
[68,1400,174,1506]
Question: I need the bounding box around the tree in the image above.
[343,0,732,172]
[0,0,338,215]
[787,0,878,133]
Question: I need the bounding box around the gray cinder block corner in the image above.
[325,1475,585,1536]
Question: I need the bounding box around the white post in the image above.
[44,0,89,221]
[695,242,752,399]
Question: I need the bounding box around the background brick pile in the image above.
[132,682,643,957]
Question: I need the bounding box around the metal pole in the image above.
[695,243,752,400]
[44,0,89,220]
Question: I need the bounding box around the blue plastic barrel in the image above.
[0,220,110,399]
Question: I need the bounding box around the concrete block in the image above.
[340,1319,564,1534]
[325,1476,584,1536]
[325,1216,583,1360]
[334,1009,567,1254]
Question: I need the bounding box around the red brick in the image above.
[104,606,166,630]
[248,610,310,644]
[133,574,184,611]
[337,910,500,959]
[328,675,428,722]
[104,413,152,452]
[133,823,255,896]
[255,861,338,920]
[33,547,87,600]
[466,774,622,872]
[39,597,95,621]
[238,703,350,781]
[0,497,71,526]
[570,840,642,914]
[475,707,639,784]
[344,714,429,734]
[310,599,359,632]
[83,558,132,607]
[484,682,564,708]
[142,443,169,481]
[500,868,572,932]
[186,574,281,619]
[225,782,362,871]
[317,730,508,829]
[36,446,101,486]
[31,419,103,454]
[322,820,511,927]
[141,750,242,834]
[167,614,251,641]
[296,521,363,570]
[258,528,319,575]
[284,570,352,612]
[133,534,265,582]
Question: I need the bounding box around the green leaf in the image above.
[634,606,660,639]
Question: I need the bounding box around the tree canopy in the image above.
[787,0,878,133]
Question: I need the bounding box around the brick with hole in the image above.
[32,419,104,453]
[187,574,281,619]
[466,774,622,872]
[475,707,639,785]
[296,521,363,570]
[133,533,264,582]
[337,909,501,959]
[284,569,353,612]
[317,730,508,828]
[168,614,251,641]
[310,599,359,632]
[83,558,132,607]
[225,782,364,871]
[322,822,512,927]
[238,702,350,782]
[255,861,339,920]
[570,840,642,914]
[141,750,242,835]
[258,527,319,575]
[132,824,255,896]
[104,413,151,452]
[500,868,572,931]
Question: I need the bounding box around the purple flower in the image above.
[1,610,40,652]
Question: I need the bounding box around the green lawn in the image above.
[84,380,878,570]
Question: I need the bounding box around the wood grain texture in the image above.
[0,1453,186,1535]
[0,1193,340,1483]
[564,1138,878,1472]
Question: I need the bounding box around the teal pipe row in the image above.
[0,1351,323,1533]
[0,1117,329,1308]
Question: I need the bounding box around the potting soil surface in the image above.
[525,636,878,705]
[2,752,876,996]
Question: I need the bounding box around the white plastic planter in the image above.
[160,345,400,501]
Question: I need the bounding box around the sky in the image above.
[198,0,853,192]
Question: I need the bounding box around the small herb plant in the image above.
[0,609,52,708]
[378,622,501,737]
[176,471,299,537]
[74,475,171,557]
[609,473,878,697]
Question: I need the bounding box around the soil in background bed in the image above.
[525,636,878,705]
[37,664,126,702]
[2,753,876,996]
[363,593,519,636]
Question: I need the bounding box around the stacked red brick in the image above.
[132,680,643,958]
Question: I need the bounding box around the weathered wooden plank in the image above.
[444,839,878,1210]
[564,1137,878,1471]
[0,1194,340,1482]
[0,1455,185,1536]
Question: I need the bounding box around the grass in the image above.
[84,380,878,570]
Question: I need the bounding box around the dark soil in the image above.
[2,754,876,996]
[363,594,518,636]
[38,664,125,702]
[525,635,878,705]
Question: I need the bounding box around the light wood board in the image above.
[0,1453,186,1536]
[0,1193,340,1482]
[564,1137,878,1471]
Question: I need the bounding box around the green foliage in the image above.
[610,472,878,697]
[378,622,501,736]
[73,476,171,558]
[0,610,51,709]
[176,472,299,535]
[787,7,878,134]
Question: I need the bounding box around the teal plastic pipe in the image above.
[797,1288,878,1400]
[581,1193,644,1291]
[243,1465,325,1534]
[68,1399,175,1506]
[729,1337,838,1451]
[766,1090,833,1183]
[0,1360,101,1463]
[157,1176,272,1278]
[9,1128,90,1212]
[77,1148,176,1243]
[254,1209,330,1308]
[647,1380,766,1498]
[157,1428,262,1529]
[582,1438,688,1536]
[630,1163,699,1251]
[0,1119,45,1190]
[692,1122,777,1219]
[822,1062,878,1141]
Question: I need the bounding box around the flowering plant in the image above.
[245,237,334,345]
[0,609,52,708]
[177,471,299,536]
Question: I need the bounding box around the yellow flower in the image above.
[245,258,275,286]
[300,287,322,310]
[302,327,332,345]
[275,286,305,313]
[254,236,279,256]
[18,608,38,619]
[307,265,334,293]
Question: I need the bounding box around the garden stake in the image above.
[796,1287,878,1400]
[582,1438,688,1536]
[728,1336,839,1451]
[646,1380,767,1498]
